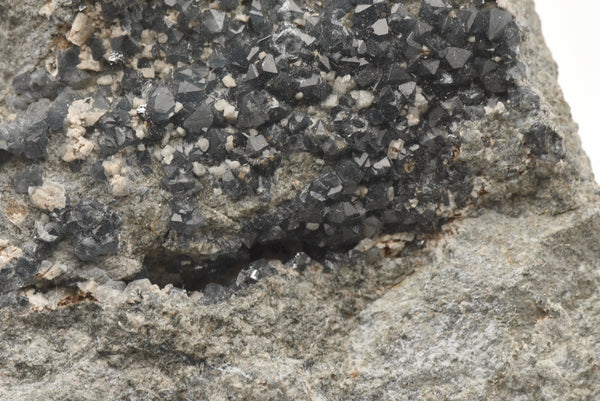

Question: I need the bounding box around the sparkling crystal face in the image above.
[1,0,530,275]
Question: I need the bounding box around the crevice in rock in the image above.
[138,250,245,292]
[137,240,325,292]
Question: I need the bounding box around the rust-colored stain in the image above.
[57,290,98,307]
[52,32,71,51]
[453,146,461,160]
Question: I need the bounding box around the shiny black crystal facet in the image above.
[67,199,121,261]
[237,90,272,128]
[147,85,176,124]
[0,100,50,159]
[183,104,214,135]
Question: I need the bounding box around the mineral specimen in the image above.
[0,0,575,306]
[1,0,599,399]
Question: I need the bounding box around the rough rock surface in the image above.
[0,0,599,399]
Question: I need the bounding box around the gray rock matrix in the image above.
[1,0,599,399]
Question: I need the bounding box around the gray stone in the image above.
[13,165,43,194]
[0,0,599,399]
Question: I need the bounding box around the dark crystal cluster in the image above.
[0,99,51,160]
[0,0,542,286]
[66,199,121,261]
[33,199,121,262]
[132,0,525,251]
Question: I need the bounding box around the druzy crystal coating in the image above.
[0,0,536,288]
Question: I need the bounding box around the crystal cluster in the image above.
[0,0,542,291]
[145,0,523,250]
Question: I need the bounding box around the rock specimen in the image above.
[0,0,599,399]
[1,0,558,290]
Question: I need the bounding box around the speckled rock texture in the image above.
[1,0,599,399]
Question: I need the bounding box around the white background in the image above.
[535,1,600,182]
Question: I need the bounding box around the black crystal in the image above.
[67,199,121,262]
[147,85,176,124]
